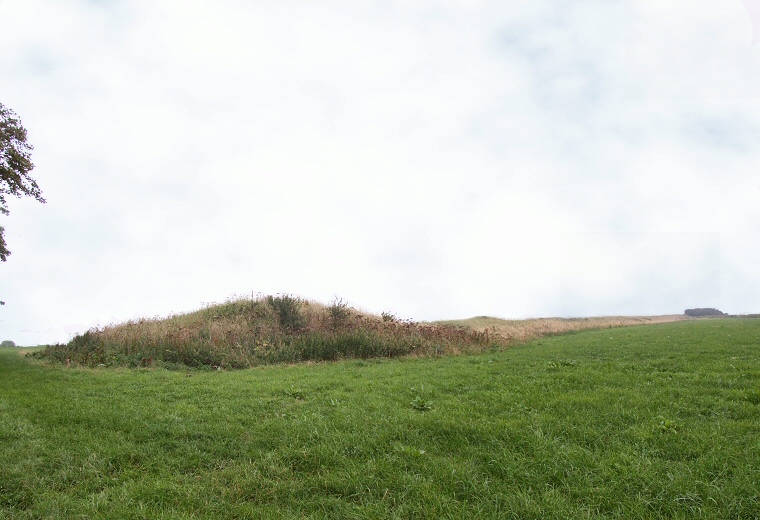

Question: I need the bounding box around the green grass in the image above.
[2,319,760,518]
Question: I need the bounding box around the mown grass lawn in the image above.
[1,319,759,519]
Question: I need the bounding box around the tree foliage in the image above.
[0,102,45,262]
[684,308,725,317]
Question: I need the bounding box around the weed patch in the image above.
[410,396,434,412]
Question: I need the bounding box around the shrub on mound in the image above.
[36,295,501,369]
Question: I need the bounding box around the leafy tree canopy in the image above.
[684,308,725,317]
[1,102,45,262]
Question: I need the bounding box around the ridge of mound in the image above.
[37,295,497,369]
[435,314,688,344]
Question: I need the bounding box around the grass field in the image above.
[2,319,759,519]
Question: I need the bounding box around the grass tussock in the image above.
[36,295,499,369]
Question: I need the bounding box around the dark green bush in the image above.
[266,294,306,332]
[684,308,725,317]
[328,298,352,330]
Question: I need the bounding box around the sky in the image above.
[1,0,759,346]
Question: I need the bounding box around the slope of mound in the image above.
[435,314,688,344]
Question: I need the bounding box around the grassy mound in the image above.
[36,295,500,369]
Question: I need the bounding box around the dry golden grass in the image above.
[435,314,690,345]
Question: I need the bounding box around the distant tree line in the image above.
[684,308,725,317]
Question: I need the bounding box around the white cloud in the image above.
[626,0,760,98]
[1,0,759,345]
[561,232,722,316]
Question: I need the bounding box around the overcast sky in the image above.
[2,0,759,346]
